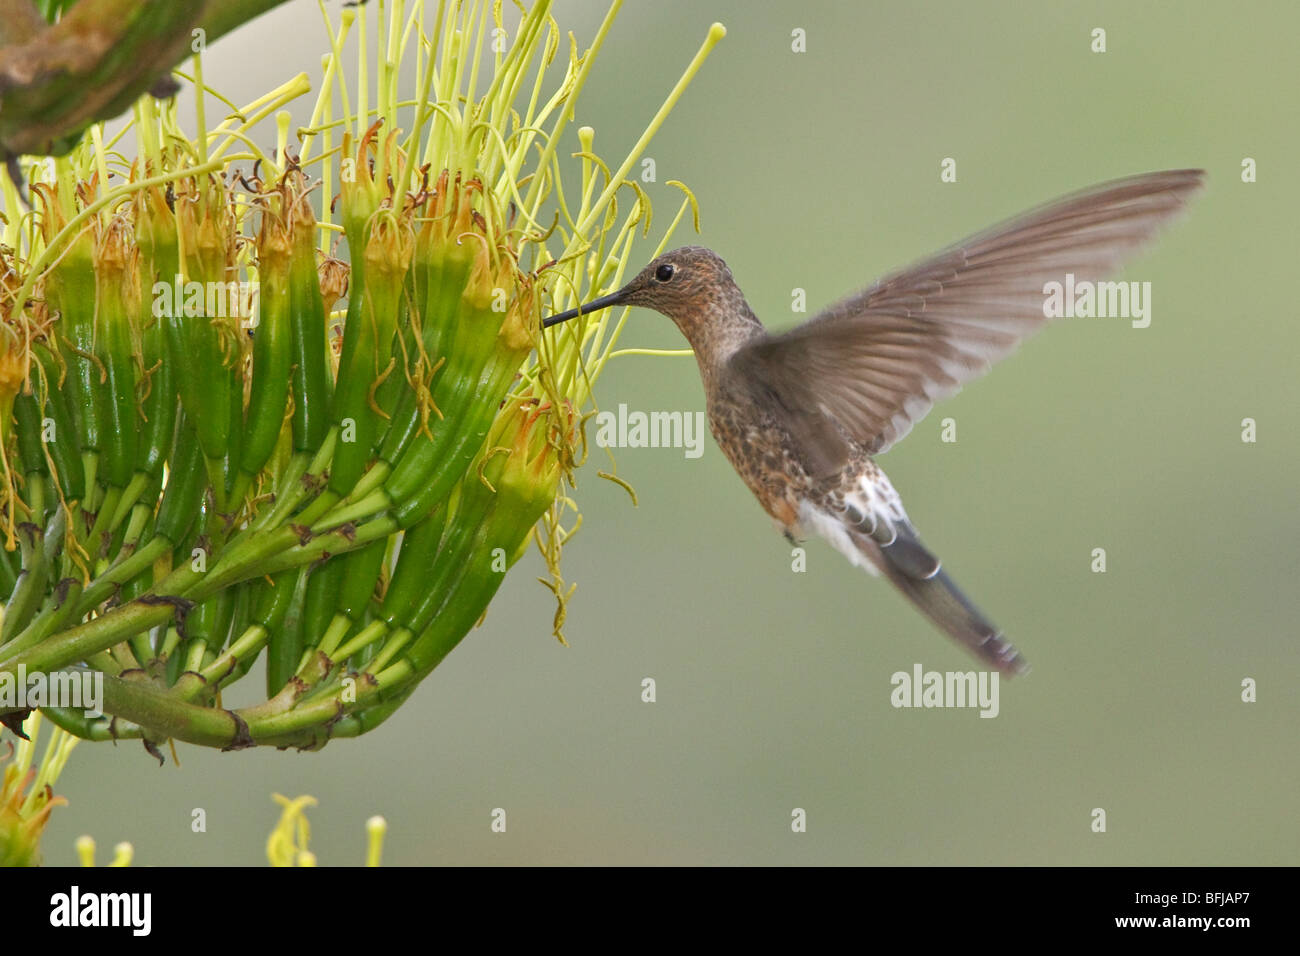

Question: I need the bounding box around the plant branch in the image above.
[0,0,293,160]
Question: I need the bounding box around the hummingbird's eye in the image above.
[655,263,676,282]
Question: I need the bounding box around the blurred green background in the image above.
[43,0,1298,865]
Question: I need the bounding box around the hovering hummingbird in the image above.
[543,170,1204,674]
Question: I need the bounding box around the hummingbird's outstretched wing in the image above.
[730,169,1204,470]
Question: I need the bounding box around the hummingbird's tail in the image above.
[869,525,1029,677]
[802,497,1028,675]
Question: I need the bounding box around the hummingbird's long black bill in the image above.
[542,289,629,327]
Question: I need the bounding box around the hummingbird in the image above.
[543,169,1203,675]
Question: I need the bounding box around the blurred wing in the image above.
[731,169,1204,468]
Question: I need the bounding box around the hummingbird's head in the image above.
[610,246,739,322]
[543,246,751,339]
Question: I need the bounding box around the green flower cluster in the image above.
[0,0,723,754]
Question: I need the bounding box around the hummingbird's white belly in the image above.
[796,464,911,577]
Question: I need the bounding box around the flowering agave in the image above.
[0,0,725,770]
[0,712,76,866]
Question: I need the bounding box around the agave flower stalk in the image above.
[0,0,725,757]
